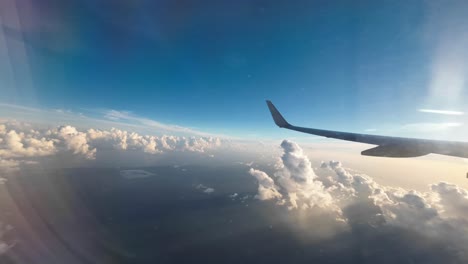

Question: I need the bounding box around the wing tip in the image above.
[266,100,290,128]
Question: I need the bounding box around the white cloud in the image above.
[249,140,468,254]
[87,127,221,154]
[248,168,282,200]
[430,182,468,221]
[204,188,215,194]
[249,140,335,210]
[55,126,96,159]
[418,109,464,116]
[104,110,133,121]
[0,124,56,158]
[0,121,223,172]
[196,184,215,194]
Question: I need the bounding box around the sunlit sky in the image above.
[1,0,468,140]
[3,3,468,262]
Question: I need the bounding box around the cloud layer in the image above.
[0,121,222,172]
[250,140,468,260]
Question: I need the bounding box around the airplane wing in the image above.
[266,100,468,159]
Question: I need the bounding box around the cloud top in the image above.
[249,139,468,259]
[0,121,222,172]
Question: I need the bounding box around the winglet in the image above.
[266,100,291,128]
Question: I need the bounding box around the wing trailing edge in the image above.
[361,145,430,158]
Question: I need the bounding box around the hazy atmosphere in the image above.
[1,1,468,263]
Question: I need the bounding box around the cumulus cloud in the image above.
[196,184,215,194]
[0,121,223,172]
[87,127,221,154]
[55,126,96,159]
[249,140,468,259]
[249,168,282,200]
[0,222,15,256]
[0,124,56,158]
[431,182,468,220]
[204,188,215,194]
[250,140,335,210]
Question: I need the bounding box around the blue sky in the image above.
[1,0,468,139]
